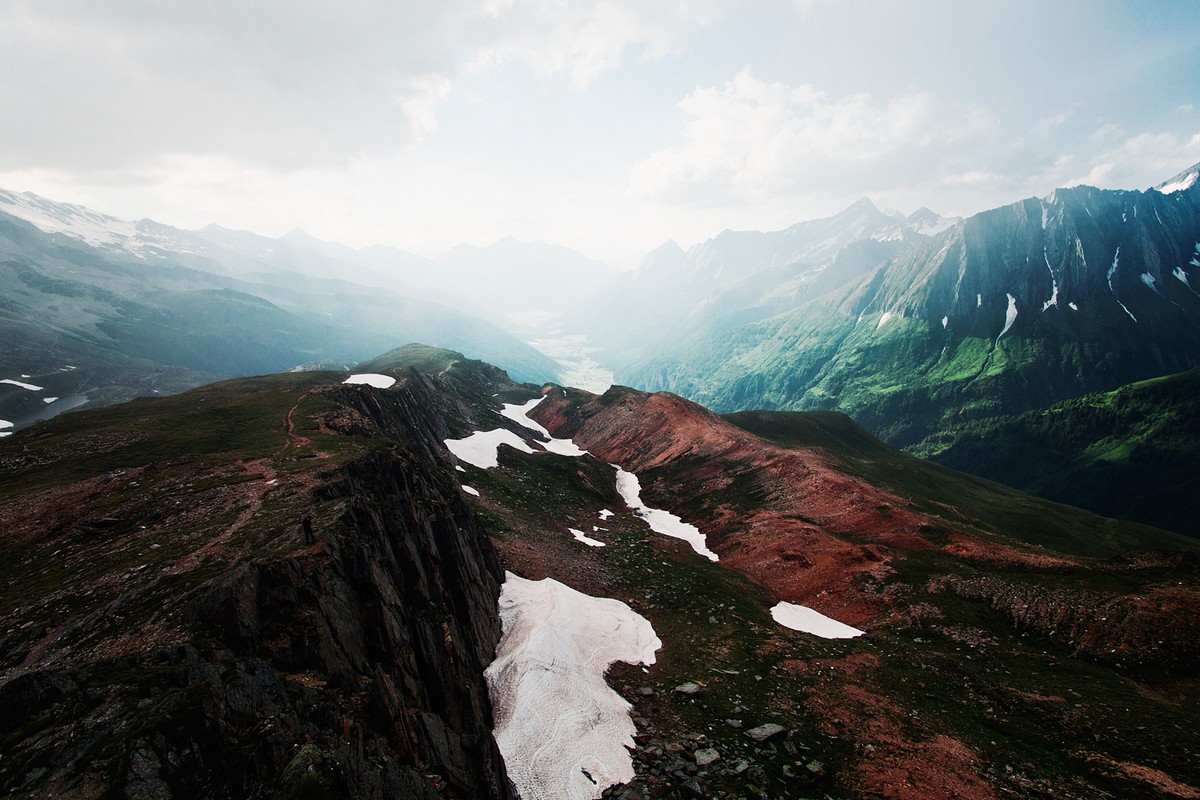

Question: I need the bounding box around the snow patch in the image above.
[568,528,606,547]
[771,602,864,639]
[941,316,948,329]
[0,379,43,391]
[613,466,718,561]
[342,373,396,389]
[1041,248,1059,312]
[1140,272,1160,294]
[501,397,588,457]
[1158,171,1198,194]
[875,311,894,331]
[997,294,1018,340]
[976,293,982,307]
[445,429,535,469]
[1107,247,1138,323]
[598,509,614,520]
[486,573,661,800]
[42,397,58,404]
[1069,302,1079,311]
[0,420,12,429]
[462,485,480,497]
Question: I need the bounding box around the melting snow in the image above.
[342,373,396,389]
[0,379,43,391]
[42,397,58,404]
[1069,302,1079,311]
[1140,272,1160,294]
[613,466,718,561]
[486,573,661,800]
[941,316,948,328]
[1041,248,1059,312]
[445,429,535,469]
[1107,247,1138,323]
[568,528,606,547]
[501,397,588,457]
[770,602,864,639]
[0,420,11,429]
[598,509,614,520]
[976,293,982,307]
[997,294,1018,340]
[462,485,480,497]
[875,311,894,331]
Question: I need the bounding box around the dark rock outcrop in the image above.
[0,381,516,799]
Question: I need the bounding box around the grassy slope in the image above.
[925,368,1200,538]
[723,408,1199,559]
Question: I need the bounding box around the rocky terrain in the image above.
[0,371,515,799]
[3,346,1199,799]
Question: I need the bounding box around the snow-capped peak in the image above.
[1154,163,1200,195]
[904,207,958,236]
[0,187,198,258]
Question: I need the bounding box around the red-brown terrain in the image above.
[532,386,1073,625]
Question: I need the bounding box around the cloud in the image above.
[0,0,718,173]
[1058,129,1200,190]
[629,68,989,205]
[469,0,724,87]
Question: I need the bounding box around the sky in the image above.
[1,0,1198,269]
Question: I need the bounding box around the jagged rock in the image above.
[0,380,517,800]
[725,718,743,729]
[745,723,789,743]
[694,748,720,767]
[674,682,702,696]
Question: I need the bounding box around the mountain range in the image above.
[0,188,597,429]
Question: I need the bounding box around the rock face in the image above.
[0,377,516,799]
[930,573,1200,670]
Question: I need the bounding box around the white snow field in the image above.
[0,419,11,438]
[462,485,481,497]
[445,429,536,469]
[486,573,661,800]
[568,528,606,547]
[500,397,589,457]
[613,466,718,561]
[341,373,396,389]
[770,602,864,639]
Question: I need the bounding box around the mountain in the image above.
[3,347,1198,798]
[624,166,1200,455]
[0,188,562,428]
[579,197,958,373]
[930,368,1200,537]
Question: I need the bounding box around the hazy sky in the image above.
[2,0,1197,267]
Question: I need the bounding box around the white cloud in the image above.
[0,0,719,173]
[470,0,724,87]
[1059,129,1200,190]
[629,68,988,205]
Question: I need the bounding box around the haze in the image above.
[2,0,1197,268]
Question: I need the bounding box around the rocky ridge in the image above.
[0,373,516,799]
